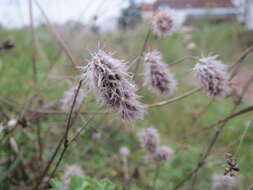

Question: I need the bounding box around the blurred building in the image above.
[140,0,253,29]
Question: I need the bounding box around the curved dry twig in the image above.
[170,56,197,67]
[33,0,78,68]
[148,87,202,108]
[229,44,253,80]
[133,28,152,80]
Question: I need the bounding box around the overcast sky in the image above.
[0,0,155,30]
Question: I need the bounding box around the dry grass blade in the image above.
[33,0,78,68]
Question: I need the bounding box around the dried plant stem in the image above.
[28,0,37,86]
[123,161,143,190]
[33,80,82,190]
[229,44,253,80]
[36,119,43,162]
[172,75,253,190]
[191,98,214,127]
[170,56,197,67]
[234,119,253,156]
[247,183,253,190]
[32,137,64,190]
[69,109,101,144]
[148,87,202,108]
[133,29,151,80]
[151,165,161,190]
[0,89,44,144]
[34,0,78,68]
[47,80,84,179]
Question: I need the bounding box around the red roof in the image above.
[141,3,156,12]
[156,0,235,9]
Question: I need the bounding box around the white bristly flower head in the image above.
[151,146,174,163]
[60,86,85,112]
[193,55,231,98]
[82,50,145,123]
[7,119,17,127]
[151,9,183,36]
[211,174,239,190]
[138,127,160,154]
[0,123,3,133]
[119,146,130,159]
[63,165,85,190]
[143,50,177,97]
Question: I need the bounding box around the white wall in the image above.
[245,0,253,29]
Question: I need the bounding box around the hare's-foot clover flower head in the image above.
[138,127,160,154]
[151,9,183,36]
[60,86,85,112]
[193,55,231,98]
[63,165,85,190]
[211,174,239,190]
[7,119,17,127]
[83,50,145,123]
[151,146,174,163]
[119,146,130,159]
[144,50,177,97]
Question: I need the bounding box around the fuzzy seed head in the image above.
[60,86,85,112]
[92,131,101,140]
[0,123,3,133]
[193,55,231,98]
[83,50,145,123]
[151,9,182,36]
[211,174,239,190]
[143,50,177,97]
[119,146,130,159]
[151,146,174,163]
[138,127,160,154]
[63,165,85,190]
[7,119,17,127]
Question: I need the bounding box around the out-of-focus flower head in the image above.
[60,86,85,112]
[151,9,185,36]
[144,50,177,97]
[211,174,239,190]
[82,50,145,123]
[193,55,231,98]
[138,127,160,154]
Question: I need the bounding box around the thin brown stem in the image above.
[29,0,37,85]
[170,56,197,67]
[151,165,161,190]
[32,80,82,189]
[34,0,78,68]
[133,29,151,80]
[172,73,253,190]
[36,119,43,162]
[229,44,253,80]
[148,87,202,108]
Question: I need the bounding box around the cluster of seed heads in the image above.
[151,9,180,36]
[83,50,145,123]
[138,127,174,163]
[143,50,177,97]
[193,55,231,98]
[211,174,239,190]
[60,86,85,112]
